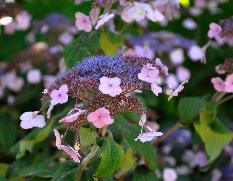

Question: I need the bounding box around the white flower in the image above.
[20,112,46,129]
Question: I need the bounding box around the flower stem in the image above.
[218,94,233,104]
[154,122,183,145]
[76,144,98,181]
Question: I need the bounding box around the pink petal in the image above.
[87,107,114,128]
[31,115,46,128]
[50,89,59,99]
[211,77,225,92]
[139,114,146,127]
[75,12,92,32]
[20,112,33,121]
[20,119,33,129]
[59,84,68,94]
[90,8,100,25]
[225,74,233,93]
[99,76,122,97]
[168,80,188,101]
[60,145,81,163]
[95,13,114,30]
[54,129,62,148]
[59,110,86,123]
[59,94,68,104]
[151,83,162,96]
[87,112,98,123]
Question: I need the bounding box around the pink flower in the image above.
[208,23,222,39]
[170,49,184,65]
[4,22,16,34]
[182,18,197,30]
[225,74,233,93]
[98,76,122,97]
[54,129,62,148]
[20,111,46,129]
[54,129,81,163]
[166,74,179,89]
[188,45,204,62]
[60,145,81,163]
[135,125,163,143]
[139,114,147,127]
[50,84,69,105]
[151,82,162,96]
[168,80,188,101]
[15,11,31,30]
[155,58,168,76]
[192,151,208,167]
[74,0,82,5]
[211,77,225,92]
[138,64,159,83]
[58,32,73,45]
[176,66,191,82]
[27,69,42,84]
[95,13,114,30]
[59,109,86,123]
[87,107,114,128]
[163,168,177,181]
[42,89,48,94]
[90,8,100,25]
[75,12,92,32]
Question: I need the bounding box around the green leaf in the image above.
[64,31,100,69]
[199,101,218,125]
[18,159,59,179]
[115,147,136,178]
[132,166,157,181]
[0,109,18,152]
[194,117,233,165]
[178,97,204,125]
[80,127,98,151]
[100,30,124,55]
[95,136,124,178]
[51,161,78,181]
[114,114,157,170]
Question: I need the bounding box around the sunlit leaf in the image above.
[100,30,124,56]
[115,147,136,178]
[194,117,233,165]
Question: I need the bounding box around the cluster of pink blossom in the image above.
[17,55,188,163]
